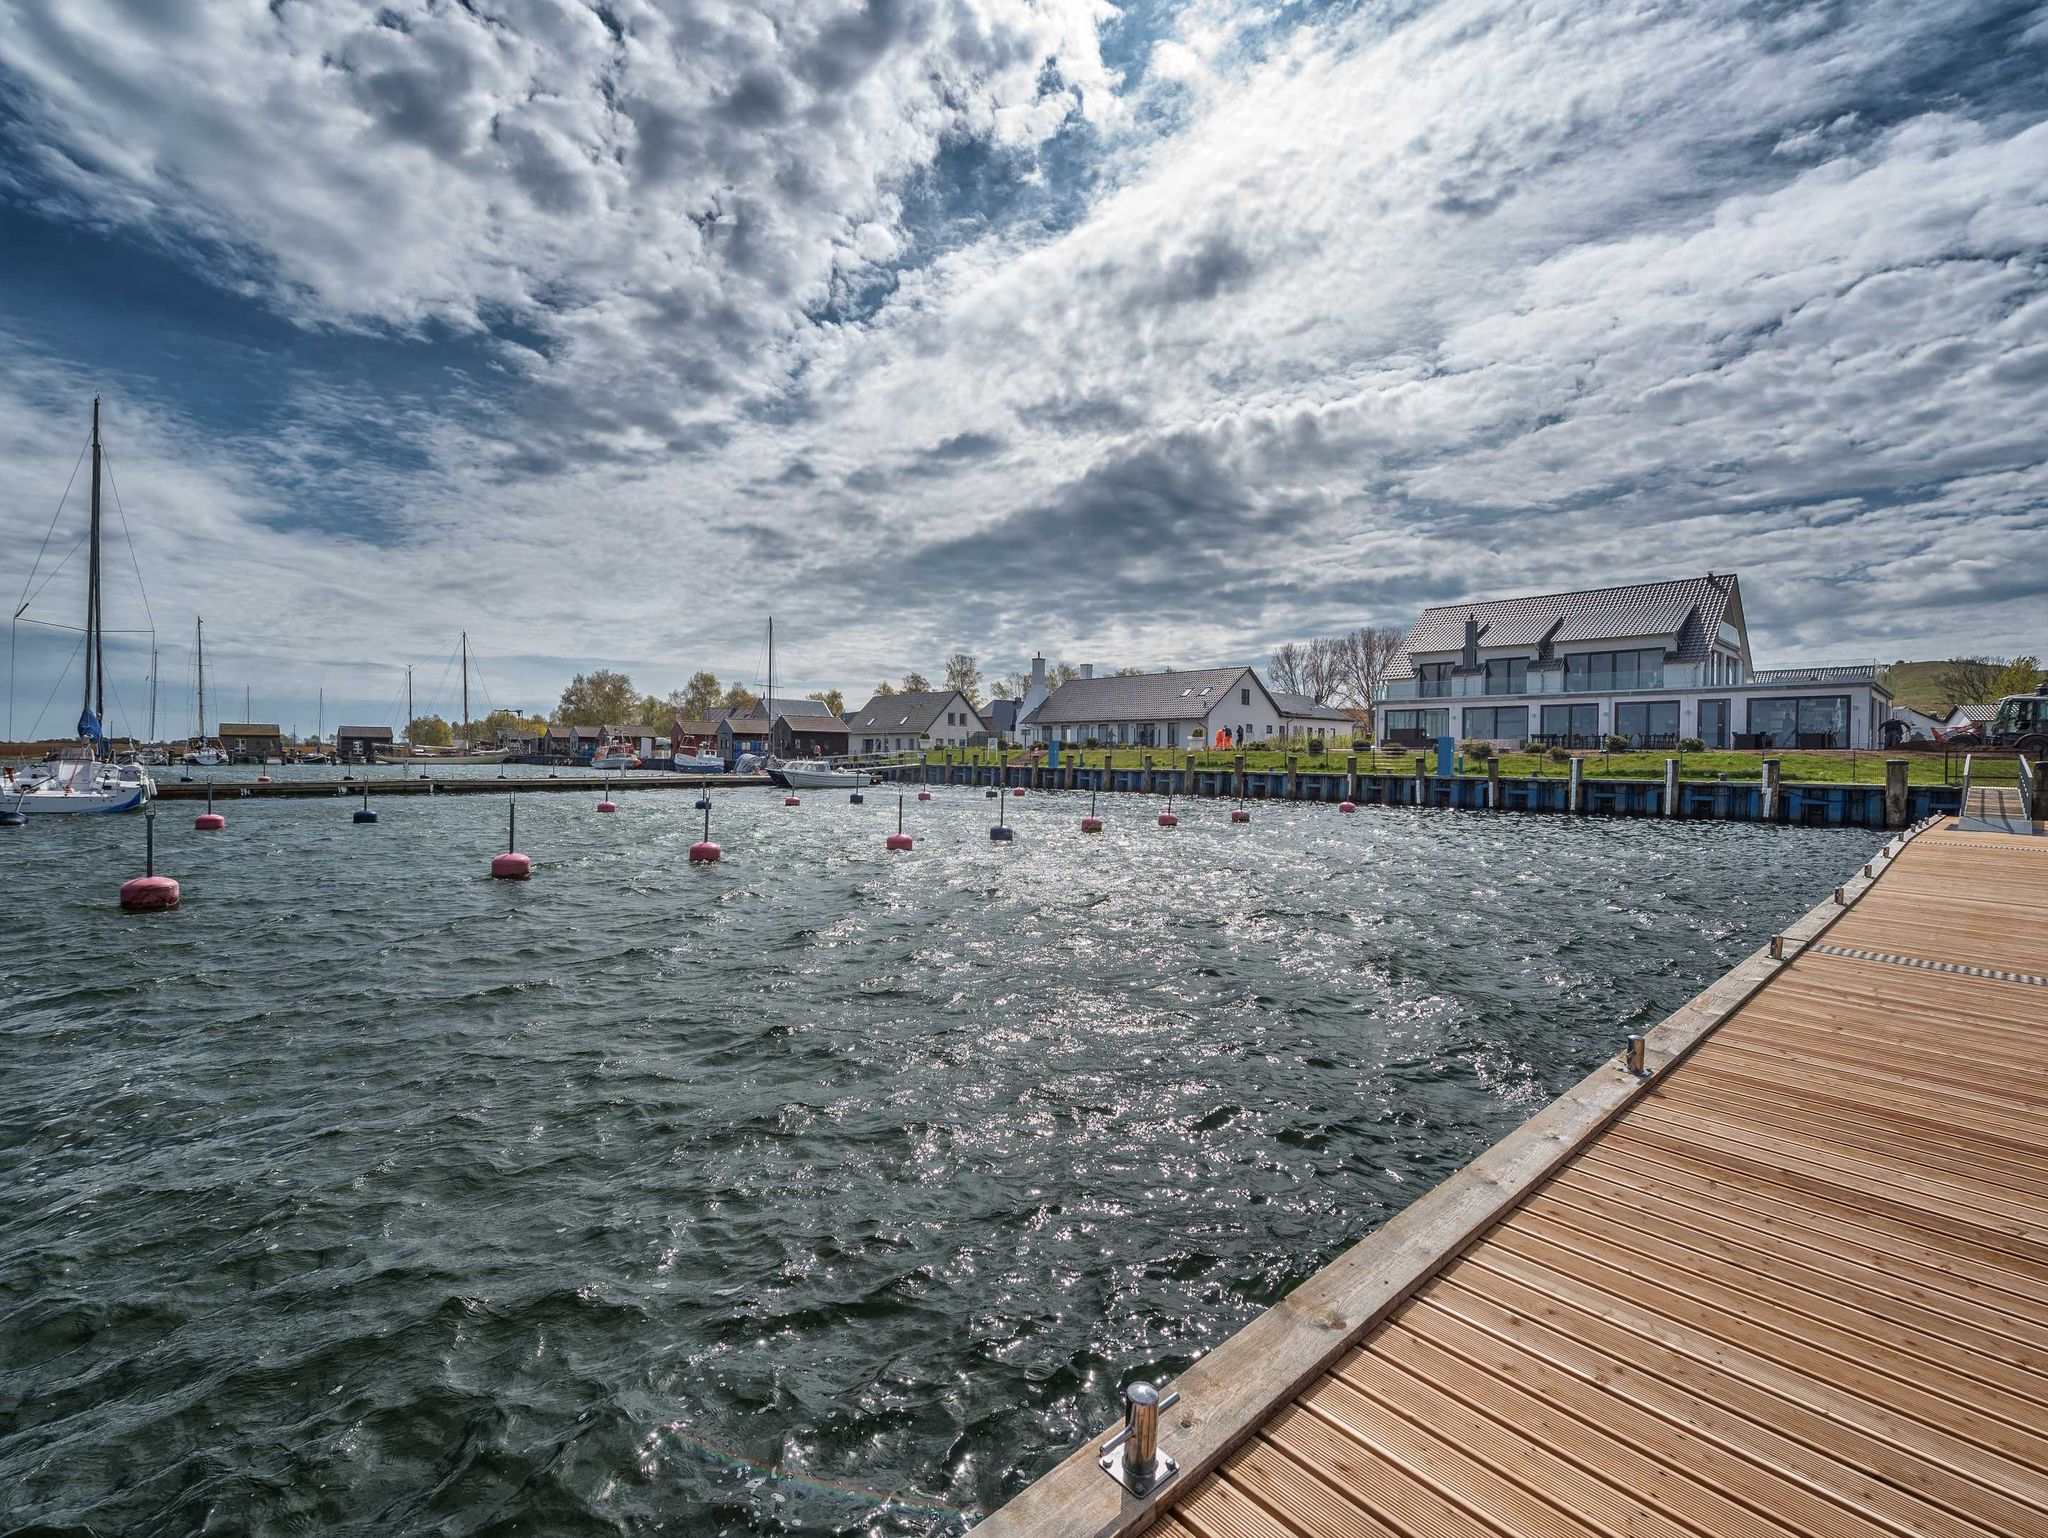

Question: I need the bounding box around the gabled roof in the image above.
[1949,702,1997,723]
[1025,667,1263,725]
[1272,692,1351,722]
[336,724,394,739]
[217,722,281,737]
[734,696,834,719]
[1389,575,1739,680]
[776,713,849,736]
[844,690,975,735]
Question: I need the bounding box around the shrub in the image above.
[1546,745,1572,763]
[1602,734,1629,754]
[1460,739,1494,761]
[1677,736,1705,754]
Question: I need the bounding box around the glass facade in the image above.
[1539,704,1601,745]
[1748,695,1850,748]
[1614,700,1680,746]
[1462,705,1528,741]
[1384,708,1449,740]
[1697,699,1729,749]
[1483,657,1527,695]
[1563,648,1666,693]
[1416,662,1455,699]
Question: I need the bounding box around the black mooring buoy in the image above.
[354,779,377,824]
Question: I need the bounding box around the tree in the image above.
[1113,665,1147,677]
[1939,656,2002,709]
[678,671,723,720]
[721,681,760,711]
[900,671,932,692]
[477,707,547,743]
[408,714,453,747]
[1269,641,1307,695]
[1302,636,1347,703]
[637,693,671,728]
[1333,624,1404,713]
[1987,655,2042,700]
[807,688,846,715]
[991,671,1029,700]
[553,669,639,726]
[943,652,983,707]
[872,680,897,697]
[1048,661,1080,690]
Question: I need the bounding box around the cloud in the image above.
[0,0,2045,725]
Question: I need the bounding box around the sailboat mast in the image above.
[148,642,157,743]
[317,686,324,746]
[767,616,774,756]
[406,665,414,744]
[461,631,469,739]
[195,617,206,745]
[85,396,103,727]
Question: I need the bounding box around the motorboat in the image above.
[590,747,642,770]
[768,759,874,789]
[672,750,726,772]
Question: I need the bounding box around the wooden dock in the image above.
[979,811,2048,1537]
[149,773,766,800]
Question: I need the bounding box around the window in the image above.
[1416,662,1456,698]
[1614,700,1680,746]
[1240,687,1251,705]
[1698,699,1730,749]
[1483,657,1527,695]
[1563,648,1665,693]
[1383,708,1448,741]
[1462,705,1528,741]
[1539,703,1601,746]
[1749,695,1849,749]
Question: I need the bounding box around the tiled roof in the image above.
[1272,692,1351,722]
[777,714,849,737]
[733,696,834,719]
[845,690,972,735]
[217,722,281,737]
[1388,575,1737,679]
[1025,667,1261,725]
[336,725,394,739]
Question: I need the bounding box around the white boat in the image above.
[5,400,156,816]
[770,759,873,789]
[672,750,726,772]
[7,750,151,815]
[182,746,226,766]
[590,749,641,769]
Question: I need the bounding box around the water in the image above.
[0,788,1881,1535]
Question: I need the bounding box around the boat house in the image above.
[335,725,393,763]
[1375,574,1894,750]
[1021,667,1286,750]
[770,713,850,758]
[717,697,834,761]
[217,722,283,762]
[845,690,984,755]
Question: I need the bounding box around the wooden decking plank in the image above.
[1431,1265,2048,1533]
[1174,1471,1322,1538]
[1517,1188,2048,1408]
[1326,1336,1805,1538]
[1592,1128,2048,1292]
[1406,1284,1977,1538]
[1480,1223,2048,1474]
[1559,1162,2048,1353]
[1208,1443,1408,1538]
[1703,1016,2048,1102]
[1239,1411,1502,1538]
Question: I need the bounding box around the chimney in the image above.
[1080,663,1094,680]
[1031,653,1046,689]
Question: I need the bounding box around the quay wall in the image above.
[874,756,1960,829]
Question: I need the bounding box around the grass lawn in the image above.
[890,744,2011,786]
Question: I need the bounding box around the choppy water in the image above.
[1,787,1880,1536]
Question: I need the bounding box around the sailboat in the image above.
[181,617,225,765]
[378,632,511,763]
[5,399,156,815]
[758,616,869,789]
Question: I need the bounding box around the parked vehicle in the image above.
[1946,684,2048,753]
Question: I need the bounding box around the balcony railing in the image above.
[1747,663,1882,685]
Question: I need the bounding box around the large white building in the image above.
[846,689,984,755]
[1375,574,1894,751]
[1022,666,1286,749]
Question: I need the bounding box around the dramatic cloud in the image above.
[0,0,2044,729]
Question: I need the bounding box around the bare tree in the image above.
[1048,661,1081,690]
[1268,641,1307,695]
[1939,656,2001,709]
[1303,636,1347,703]
[1334,625,1404,712]
[990,671,1029,700]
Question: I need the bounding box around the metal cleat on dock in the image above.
[1099,1379,1181,1497]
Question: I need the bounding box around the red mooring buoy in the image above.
[1231,808,1251,823]
[256,774,272,784]
[597,799,618,813]
[1011,786,1026,797]
[1158,811,1179,827]
[1338,800,1358,813]
[689,840,722,863]
[784,795,801,806]
[194,812,226,831]
[917,790,932,800]
[121,813,179,910]
[120,874,180,910]
[491,852,533,880]
[887,833,913,851]
[1081,816,1103,833]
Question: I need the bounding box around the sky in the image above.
[2,0,2046,740]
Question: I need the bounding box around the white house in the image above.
[1375,574,1894,751]
[1888,704,1944,743]
[1943,703,1995,735]
[1273,691,1355,743]
[846,689,984,755]
[1022,666,1285,750]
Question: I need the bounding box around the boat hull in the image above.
[771,766,874,789]
[13,784,148,815]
